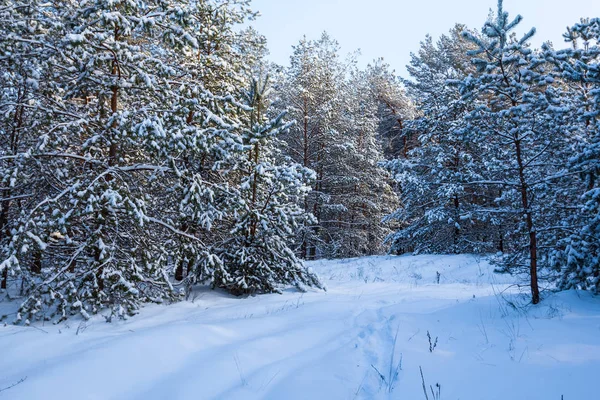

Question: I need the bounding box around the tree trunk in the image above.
[309,141,324,260]
[249,143,260,238]
[108,76,119,166]
[175,222,187,281]
[301,239,307,260]
[95,246,104,292]
[500,53,540,304]
[514,137,540,305]
[175,259,185,281]
[453,195,460,251]
[498,189,505,252]
[0,260,8,289]
[69,258,76,273]
[108,27,121,167]
[302,97,311,259]
[32,250,42,274]
[0,199,10,247]
[98,29,121,290]
[1,267,6,289]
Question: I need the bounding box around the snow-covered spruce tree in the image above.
[545,19,600,293]
[382,25,498,255]
[202,76,323,294]
[453,0,576,304]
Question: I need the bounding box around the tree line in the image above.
[1,0,598,323]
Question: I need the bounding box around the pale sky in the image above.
[249,0,600,77]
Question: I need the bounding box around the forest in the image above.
[1,0,599,325]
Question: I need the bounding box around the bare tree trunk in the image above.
[301,237,308,260]
[175,222,188,281]
[0,268,6,289]
[499,55,540,304]
[309,141,324,260]
[108,26,121,167]
[68,258,76,273]
[453,195,460,251]
[497,189,505,252]
[453,152,461,251]
[515,137,540,305]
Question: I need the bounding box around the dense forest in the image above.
[1,0,599,323]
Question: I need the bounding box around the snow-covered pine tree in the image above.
[382,25,496,255]
[325,67,398,257]
[276,33,345,259]
[365,59,415,159]
[275,33,399,259]
[0,0,324,323]
[454,0,576,304]
[0,0,63,293]
[2,0,242,322]
[168,1,267,289]
[203,76,323,294]
[545,19,600,293]
[192,0,258,94]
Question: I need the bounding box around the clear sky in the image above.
[248,0,600,77]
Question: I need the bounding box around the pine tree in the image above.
[0,0,323,323]
[365,59,415,159]
[382,25,494,255]
[276,33,346,259]
[275,33,398,259]
[545,19,600,292]
[204,76,323,294]
[0,0,60,292]
[327,67,398,257]
[1,0,245,321]
[454,0,575,304]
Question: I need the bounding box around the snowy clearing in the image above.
[1,255,599,400]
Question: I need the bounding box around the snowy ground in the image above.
[1,254,599,399]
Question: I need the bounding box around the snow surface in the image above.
[1,254,599,399]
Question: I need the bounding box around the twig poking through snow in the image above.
[0,376,27,394]
[387,325,403,392]
[427,330,438,353]
[371,364,386,387]
[420,366,429,400]
[420,367,441,400]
